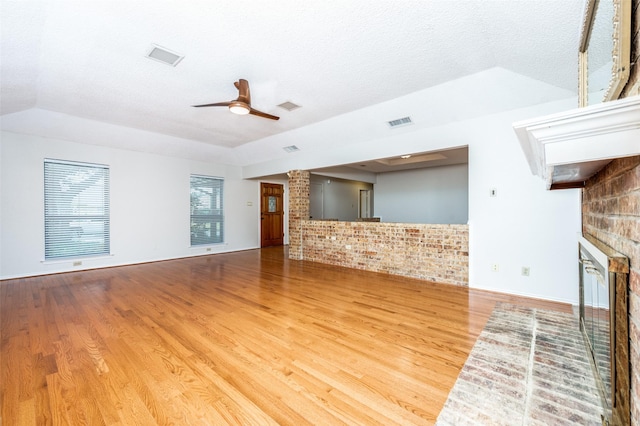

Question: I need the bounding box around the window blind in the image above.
[44,159,110,259]
[190,175,224,245]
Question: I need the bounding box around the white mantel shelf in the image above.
[513,95,640,190]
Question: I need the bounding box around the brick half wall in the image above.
[300,220,469,286]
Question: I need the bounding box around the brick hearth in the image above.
[437,303,603,425]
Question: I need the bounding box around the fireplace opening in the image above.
[579,234,630,425]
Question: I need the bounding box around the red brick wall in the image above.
[301,220,469,286]
[582,156,639,425]
[287,170,468,285]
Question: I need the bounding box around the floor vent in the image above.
[387,116,413,128]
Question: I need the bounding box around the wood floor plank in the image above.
[1,246,572,425]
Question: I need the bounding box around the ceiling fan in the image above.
[192,79,280,121]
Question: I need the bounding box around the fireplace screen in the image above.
[579,236,613,420]
[579,234,630,426]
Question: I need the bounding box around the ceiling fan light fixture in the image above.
[228,101,250,115]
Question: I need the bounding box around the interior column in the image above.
[287,170,310,260]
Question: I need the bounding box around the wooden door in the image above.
[260,182,284,247]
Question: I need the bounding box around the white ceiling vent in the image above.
[282,145,300,153]
[387,116,413,128]
[277,101,301,111]
[146,44,184,66]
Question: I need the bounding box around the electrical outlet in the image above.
[206,247,211,252]
[73,261,82,266]
[491,264,499,272]
[521,267,530,276]
[490,188,497,197]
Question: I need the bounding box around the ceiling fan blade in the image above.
[249,108,280,121]
[192,101,231,108]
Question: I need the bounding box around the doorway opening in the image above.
[359,189,371,218]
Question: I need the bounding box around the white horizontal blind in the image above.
[44,160,110,259]
[190,175,224,245]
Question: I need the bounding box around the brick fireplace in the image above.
[583,156,639,425]
[561,2,640,420]
[582,7,639,420]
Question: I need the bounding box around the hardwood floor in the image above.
[1,247,571,425]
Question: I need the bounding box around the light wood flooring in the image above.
[1,247,571,425]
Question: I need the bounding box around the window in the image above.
[44,159,110,259]
[190,175,224,245]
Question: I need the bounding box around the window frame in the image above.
[190,174,224,246]
[44,159,111,260]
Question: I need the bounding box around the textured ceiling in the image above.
[1,0,585,151]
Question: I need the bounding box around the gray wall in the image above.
[374,164,468,224]
[309,175,373,221]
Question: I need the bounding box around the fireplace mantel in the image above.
[513,95,640,190]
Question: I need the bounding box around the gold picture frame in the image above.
[578,0,632,107]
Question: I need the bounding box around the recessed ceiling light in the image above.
[145,44,184,67]
[376,152,447,166]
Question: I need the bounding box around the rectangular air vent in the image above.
[387,116,413,128]
[277,101,301,112]
[146,44,184,67]
[282,145,300,153]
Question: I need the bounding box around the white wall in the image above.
[465,112,581,303]
[0,131,261,279]
[242,98,582,304]
[374,164,468,224]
